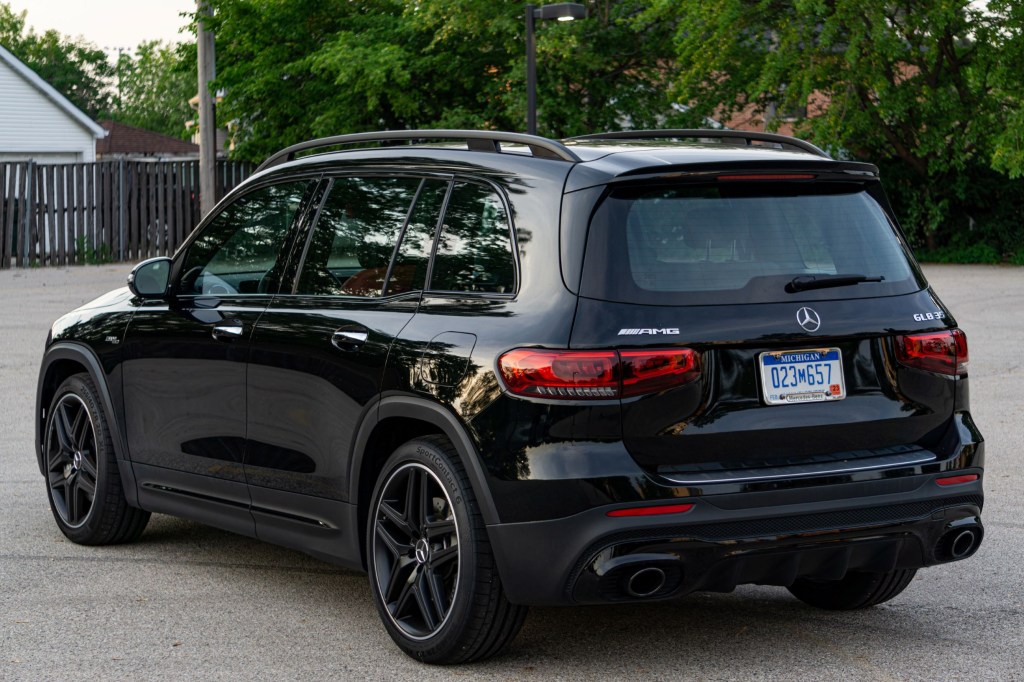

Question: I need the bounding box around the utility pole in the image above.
[197,1,217,218]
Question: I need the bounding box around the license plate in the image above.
[758,348,846,405]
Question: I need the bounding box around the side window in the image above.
[430,182,515,294]
[179,181,312,295]
[388,179,449,295]
[296,176,420,297]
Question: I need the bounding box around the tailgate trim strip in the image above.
[661,451,937,485]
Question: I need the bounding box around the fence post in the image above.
[21,160,33,267]
[118,158,126,262]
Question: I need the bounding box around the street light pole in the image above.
[523,3,587,136]
[526,5,537,135]
[197,1,217,219]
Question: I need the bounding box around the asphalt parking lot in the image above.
[1,263,1022,681]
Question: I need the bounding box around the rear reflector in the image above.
[894,329,968,376]
[935,474,979,487]
[718,174,815,181]
[498,348,699,399]
[607,503,695,518]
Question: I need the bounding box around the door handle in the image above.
[332,328,368,351]
[212,322,244,341]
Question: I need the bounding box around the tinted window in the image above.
[179,181,312,296]
[296,176,420,297]
[431,182,515,294]
[387,179,449,295]
[582,183,919,305]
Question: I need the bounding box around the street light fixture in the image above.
[525,3,587,135]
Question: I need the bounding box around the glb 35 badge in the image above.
[913,311,946,322]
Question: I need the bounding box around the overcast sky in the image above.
[8,0,195,53]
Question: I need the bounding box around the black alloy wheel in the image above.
[43,374,150,545]
[372,461,460,640]
[367,436,527,663]
[46,392,98,528]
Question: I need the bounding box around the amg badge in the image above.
[618,328,680,336]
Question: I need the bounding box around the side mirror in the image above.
[127,257,172,298]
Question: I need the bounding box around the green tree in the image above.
[203,0,681,161]
[1,2,114,119]
[648,0,1024,250]
[114,41,197,139]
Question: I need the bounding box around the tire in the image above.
[787,568,917,610]
[43,373,150,545]
[366,436,527,664]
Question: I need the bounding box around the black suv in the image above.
[35,129,984,663]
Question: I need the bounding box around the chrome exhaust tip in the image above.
[950,529,978,559]
[625,566,667,598]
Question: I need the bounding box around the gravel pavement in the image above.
[1,263,1021,681]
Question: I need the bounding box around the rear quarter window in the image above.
[582,182,921,305]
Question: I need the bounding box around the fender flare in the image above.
[348,395,501,526]
[35,342,139,507]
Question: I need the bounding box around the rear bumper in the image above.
[487,470,983,606]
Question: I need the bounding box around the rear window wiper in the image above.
[786,273,885,293]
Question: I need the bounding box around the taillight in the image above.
[894,329,968,376]
[498,348,700,399]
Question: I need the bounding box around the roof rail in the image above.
[564,129,832,159]
[255,129,582,172]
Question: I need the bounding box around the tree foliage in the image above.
[114,41,197,139]
[647,0,1024,249]
[1,2,114,119]
[1,3,195,138]
[204,0,681,161]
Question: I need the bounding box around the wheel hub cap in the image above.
[72,450,82,471]
[414,538,430,565]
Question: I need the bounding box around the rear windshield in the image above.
[581,182,921,305]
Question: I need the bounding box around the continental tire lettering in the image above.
[417,446,457,492]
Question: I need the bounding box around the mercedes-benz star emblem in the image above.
[796,307,821,332]
[414,538,430,565]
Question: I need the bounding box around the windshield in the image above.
[580,181,921,305]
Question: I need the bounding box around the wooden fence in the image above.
[0,159,251,268]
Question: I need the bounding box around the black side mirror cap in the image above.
[128,257,173,298]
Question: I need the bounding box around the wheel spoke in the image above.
[47,467,66,488]
[424,568,449,621]
[417,469,432,532]
[378,501,414,539]
[404,468,421,530]
[54,403,75,452]
[77,471,96,500]
[429,544,458,569]
[413,574,439,632]
[424,517,455,540]
[47,447,71,473]
[65,478,79,523]
[79,454,98,479]
[375,519,412,558]
[71,406,90,451]
[384,559,415,606]
[391,573,416,618]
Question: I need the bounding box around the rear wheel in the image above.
[366,436,527,664]
[787,568,917,610]
[44,374,150,545]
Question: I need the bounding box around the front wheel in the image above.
[43,373,150,544]
[366,436,527,664]
[788,568,917,610]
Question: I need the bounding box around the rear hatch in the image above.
[571,169,963,481]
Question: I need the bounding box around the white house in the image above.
[0,44,106,163]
